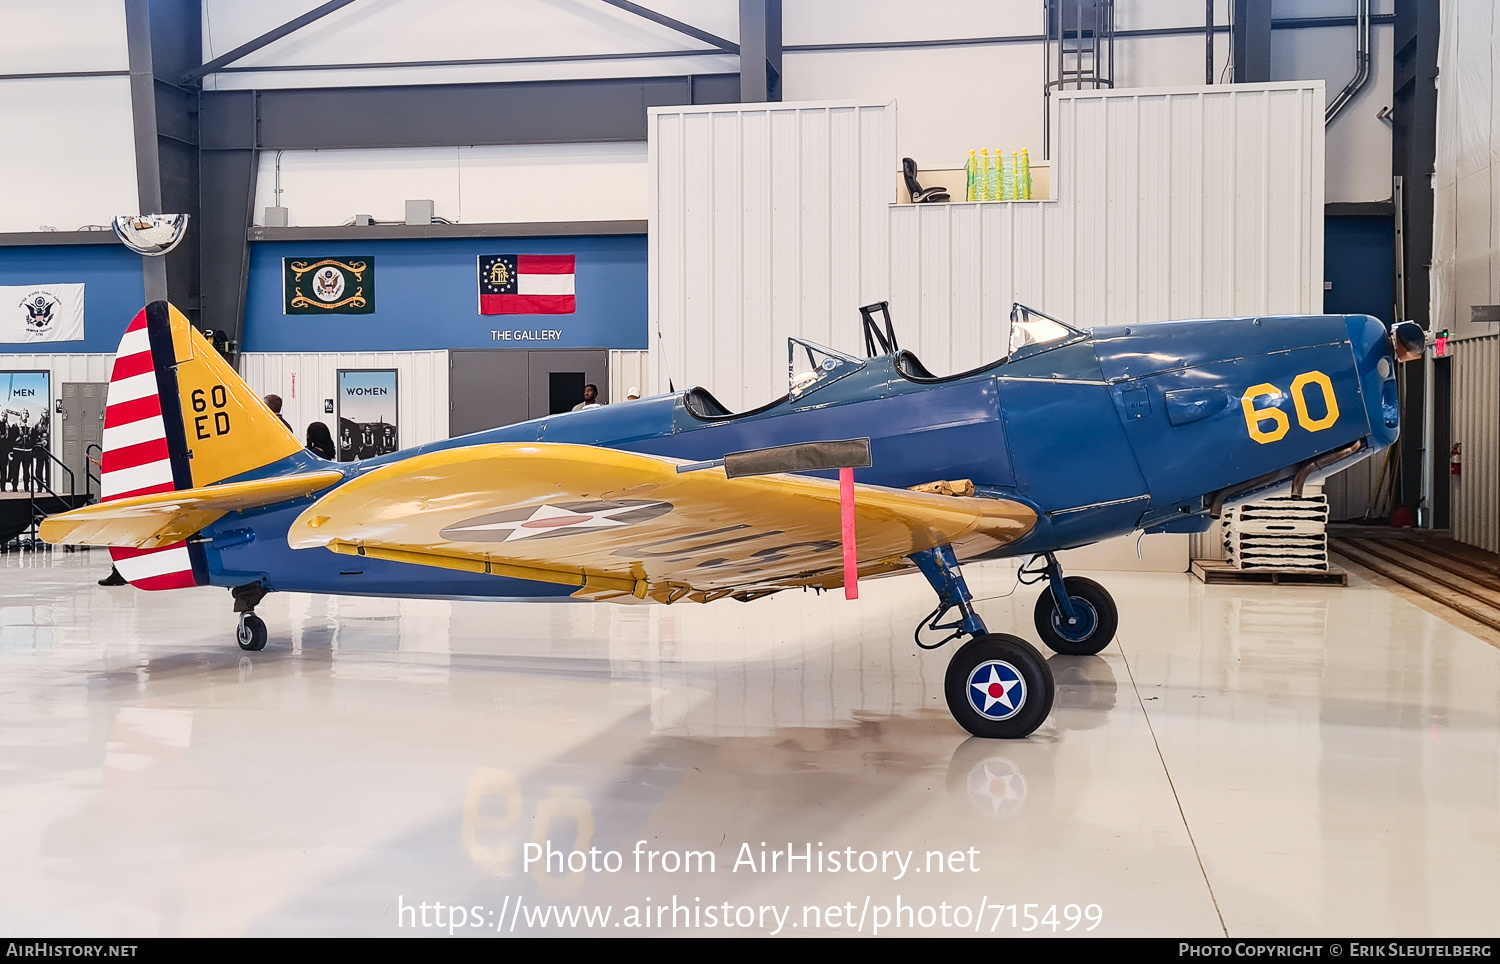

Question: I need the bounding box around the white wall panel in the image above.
[608,350,650,404]
[1433,0,1500,340]
[0,353,114,461]
[887,84,1324,377]
[1449,336,1500,552]
[252,144,649,227]
[0,76,138,233]
[649,100,895,407]
[239,352,450,450]
[0,0,128,73]
[1275,24,1396,204]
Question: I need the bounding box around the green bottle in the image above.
[965,150,978,202]
[1000,150,1015,200]
[1018,148,1033,200]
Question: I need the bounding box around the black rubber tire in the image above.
[1033,576,1118,656]
[237,613,268,652]
[944,633,1054,739]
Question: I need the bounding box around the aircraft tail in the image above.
[101,301,304,589]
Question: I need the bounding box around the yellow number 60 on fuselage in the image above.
[1241,371,1339,444]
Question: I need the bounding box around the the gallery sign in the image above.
[283,258,375,314]
[0,285,84,343]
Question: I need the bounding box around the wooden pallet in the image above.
[1191,559,1348,586]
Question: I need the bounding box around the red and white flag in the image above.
[478,254,575,314]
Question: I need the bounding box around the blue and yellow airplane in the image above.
[41,301,1423,739]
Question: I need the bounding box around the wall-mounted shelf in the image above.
[895,161,1052,204]
[0,230,119,247]
[248,220,647,242]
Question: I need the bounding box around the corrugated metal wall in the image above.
[894,86,1327,558]
[608,350,650,403]
[1449,335,1500,551]
[239,351,450,449]
[890,85,1325,375]
[0,352,114,457]
[649,100,896,408]
[649,85,1329,560]
[650,86,1324,403]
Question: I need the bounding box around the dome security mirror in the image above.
[112,214,189,256]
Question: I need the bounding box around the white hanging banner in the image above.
[0,284,85,343]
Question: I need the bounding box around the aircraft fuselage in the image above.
[202,313,1397,599]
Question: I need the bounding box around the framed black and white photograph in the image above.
[0,370,51,494]
[336,369,398,462]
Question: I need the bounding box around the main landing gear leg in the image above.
[232,583,269,652]
[910,546,1054,739]
[1028,553,1118,656]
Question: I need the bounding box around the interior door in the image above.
[526,349,608,418]
[449,350,529,438]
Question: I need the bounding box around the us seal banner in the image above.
[283,258,375,314]
[0,284,85,343]
[478,255,576,314]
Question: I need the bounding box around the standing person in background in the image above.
[571,384,601,412]
[32,411,49,490]
[0,413,13,492]
[306,421,336,460]
[263,394,292,431]
[13,413,32,492]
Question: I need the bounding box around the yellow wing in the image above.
[40,471,344,549]
[286,443,1036,603]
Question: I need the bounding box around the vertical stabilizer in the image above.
[101,302,303,589]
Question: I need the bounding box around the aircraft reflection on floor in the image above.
[5,553,1500,935]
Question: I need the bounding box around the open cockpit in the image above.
[681,302,1089,421]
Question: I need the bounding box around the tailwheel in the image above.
[944,634,1054,739]
[1033,576,1117,656]
[237,613,268,652]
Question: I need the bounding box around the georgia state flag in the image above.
[478,255,575,315]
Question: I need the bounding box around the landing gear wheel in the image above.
[944,634,1054,739]
[237,613,267,652]
[1033,576,1117,656]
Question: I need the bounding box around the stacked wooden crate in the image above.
[1222,484,1330,571]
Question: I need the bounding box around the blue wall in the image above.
[1324,215,1394,326]
[0,245,145,354]
[243,235,647,352]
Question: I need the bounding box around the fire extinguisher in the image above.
[1451,442,1462,477]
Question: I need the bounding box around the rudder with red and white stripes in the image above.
[102,304,204,590]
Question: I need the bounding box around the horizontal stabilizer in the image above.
[41,470,343,549]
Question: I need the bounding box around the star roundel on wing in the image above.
[966,660,1026,721]
[439,499,673,543]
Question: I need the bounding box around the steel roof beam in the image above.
[182,0,359,84]
[596,0,738,54]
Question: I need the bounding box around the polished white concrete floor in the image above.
[1,548,1497,938]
